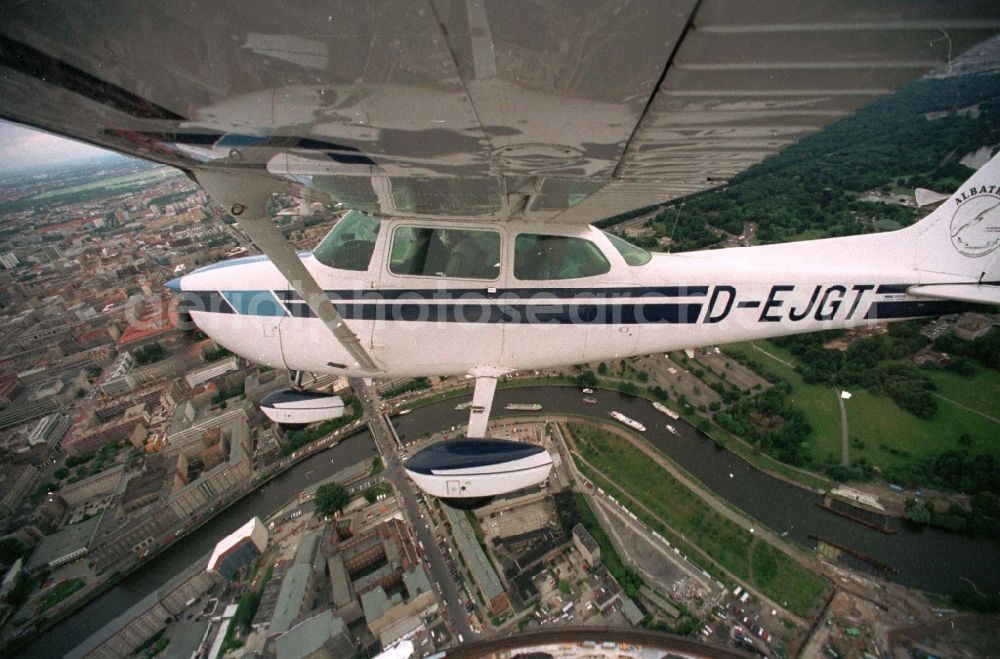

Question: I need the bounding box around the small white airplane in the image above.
[0,2,996,501]
[172,155,1000,498]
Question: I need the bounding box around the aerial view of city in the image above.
[0,5,998,659]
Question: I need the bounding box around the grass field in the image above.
[35,578,85,615]
[31,166,182,200]
[723,340,1000,473]
[923,368,1000,419]
[570,423,827,617]
[724,341,843,452]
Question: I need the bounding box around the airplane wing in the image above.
[0,1,996,224]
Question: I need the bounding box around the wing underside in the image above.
[0,1,996,222]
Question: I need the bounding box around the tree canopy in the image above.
[603,71,1000,252]
[314,482,349,515]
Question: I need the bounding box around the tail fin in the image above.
[912,149,1000,294]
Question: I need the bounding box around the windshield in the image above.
[313,210,381,271]
[603,231,652,266]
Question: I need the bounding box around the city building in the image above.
[275,611,355,659]
[87,506,182,573]
[954,312,995,341]
[327,553,354,610]
[100,351,137,397]
[207,516,268,580]
[0,372,24,407]
[163,409,253,518]
[43,244,62,261]
[62,403,150,455]
[621,596,644,626]
[0,398,58,432]
[572,523,601,567]
[443,505,511,616]
[360,566,436,639]
[379,614,425,650]
[116,298,175,350]
[269,530,322,635]
[59,464,124,508]
[589,565,624,613]
[27,413,70,448]
[69,559,218,658]
[184,355,239,388]
[0,464,39,517]
[0,559,23,598]
[0,252,19,270]
[26,515,101,571]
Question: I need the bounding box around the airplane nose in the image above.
[164,276,183,291]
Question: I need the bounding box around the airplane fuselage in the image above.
[172,216,976,378]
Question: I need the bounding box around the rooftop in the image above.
[402,565,432,599]
[26,515,100,571]
[443,505,504,601]
[621,595,644,625]
[572,523,599,553]
[327,554,353,609]
[361,586,403,625]
[275,611,348,659]
[206,516,266,571]
[293,530,322,566]
[269,563,314,635]
[117,298,175,347]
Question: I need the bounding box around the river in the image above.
[391,385,1000,595]
[30,385,1000,657]
[23,431,376,659]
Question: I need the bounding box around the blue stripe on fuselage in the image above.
[864,299,979,319]
[283,301,703,324]
[180,285,970,324]
[274,285,709,302]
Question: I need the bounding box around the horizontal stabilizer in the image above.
[907,284,1000,306]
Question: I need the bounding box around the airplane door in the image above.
[372,223,505,373]
[446,480,462,496]
[216,289,289,370]
[276,286,373,373]
[262,317,288,370]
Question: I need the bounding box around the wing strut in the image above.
[194,171,380,374]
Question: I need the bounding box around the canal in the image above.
[32,384,1000,656]
[24,431,376,659]
[392,385,1000,595]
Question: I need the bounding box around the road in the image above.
[350,378,474,641]
[749,341,796,368]
[932,391,1000,423]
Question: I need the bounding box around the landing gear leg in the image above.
[466,375,498,439]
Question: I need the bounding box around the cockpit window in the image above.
[603,231,652,266]
[389,226,501,279]
[514,234,610,280]
[313,210,380,271]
